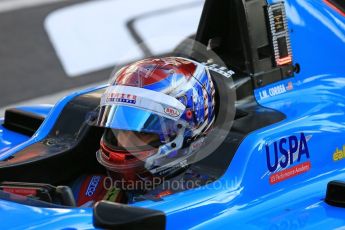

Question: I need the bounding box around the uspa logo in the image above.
[265,133,311,184]
[164,107,180,117]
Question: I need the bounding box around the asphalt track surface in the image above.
[0,0,114,109]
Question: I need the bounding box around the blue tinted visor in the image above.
[95,105,177,135]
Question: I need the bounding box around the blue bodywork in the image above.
[1,0,345,229]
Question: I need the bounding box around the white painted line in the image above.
[0,0,68,13]
[133,4,203,54]
[44,0,203,77]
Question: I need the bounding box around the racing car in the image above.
[1,0,345,229]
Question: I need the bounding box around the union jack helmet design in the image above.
[95,57,216,182]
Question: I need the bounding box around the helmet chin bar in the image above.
[145,122,186,174]
[146,121,204,176]
[98,119,208,179]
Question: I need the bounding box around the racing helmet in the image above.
[95,57,216,185]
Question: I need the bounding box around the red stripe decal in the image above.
[269,161,311,185]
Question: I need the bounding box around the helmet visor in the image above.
[94,85,186,137]
[103,129,162,150]
[95,104,180,138]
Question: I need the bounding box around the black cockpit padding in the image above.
[3,108,45,136]
[93,201,166,230]
[0,89,106,184]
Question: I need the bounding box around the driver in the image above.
[72,57,217,206]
